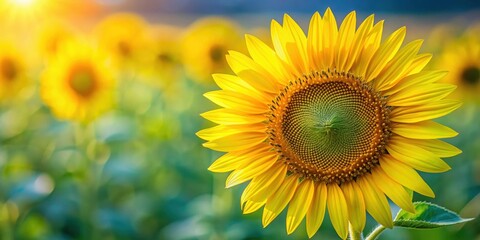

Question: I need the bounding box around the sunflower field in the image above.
[0,1,479,240]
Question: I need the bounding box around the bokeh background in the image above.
[0,0,479,239]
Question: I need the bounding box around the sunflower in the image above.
[93,13,149,71]
[0,40,28,102]
[36,19,78,61]
[198,9,461,239]
[139,24,182,90]
[181,17,244,84]
[436,26,480,102]
[40,41,115,122]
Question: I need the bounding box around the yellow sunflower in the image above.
[40,41,115,122]
[93,13,149,71]
[436,26,480,101]
[0,40,29,102]
[37,19,78,61]
[198,9,461,239]
[139,24,182,90]
[181,17,244,84]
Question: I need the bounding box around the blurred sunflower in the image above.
[0,41,29,102]
[140,24,182,90]
[181,17,244,84]
[198,9,461,239]
[37,19,78,61]
[436,26,480,102]
[94,13,149,72]
[40,41,115,122]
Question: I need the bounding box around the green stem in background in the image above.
[348,223,364,240]
[365,225,386,240]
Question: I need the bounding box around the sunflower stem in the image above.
[365,225,386,240]
[348,223,364,240]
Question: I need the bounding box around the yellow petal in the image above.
[341,181,366,233]
[371,167,415,213]
[203,131,267,152]
[212,73,270,103]
[262,175,298,227]
[374,39,423,91]
[201,108,266,125]
[321,8,338,68]
[306,182,327,238]
[405,53,432,75]
[226,153,277,188]
[204,90,267,114]
[327,184,349,240]
[208,144,272,172]
[286,179,314,234]
[407,139,462,158]
[352,20,384,77]
[226,51,280,93]
[197,124,265,141]
[392,120,458,139]
[344,14,374,71]
[383,70,448,96]
[386,135,451,173]
[365,26,406,82]
[388,83,456,107]
[245,34,291,84]
[380,154,435,197]
[307,12,322,70]
[282,14,308,73]
[243,200,266,214]
[335,11,356,70]
[390,100,461,123]
[357,176,393,228]
[242,162,287,204]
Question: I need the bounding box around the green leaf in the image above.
[393,201,474,229]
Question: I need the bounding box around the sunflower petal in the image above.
[365,26,406,82]
[286,179,314,234]
[388,83,456,106]
[212,73,270,102]
[335,11,356,70]
[208,144,271,172]
[406,139,462,158]
[243,200,266,214]
[204,90,267,114]
[341,181,366,233]
[307,12,322,69]
[201,108,266,125]
[371,167,415,213]
[197,124,265,141]
[392,120,458,139]
[390,100,462,123]
[358,176,393,228]
[244,163,287,203]
[405,53,432,75]
[306,183,327,238]
[321,8,338,68]
[380,154,435,197]
[226,153,277,188]
[262,175,298,227]
[282,14,308,73]
[203,131,267,152]
[327,184,349,239]
[383,70,448,95]
[387,136,451,173]
[352,20,384,77]
[345,14,374,71]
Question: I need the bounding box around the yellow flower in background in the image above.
[0,41,29,102]
[198,9,461,239]
[181,17,244,84]
[41,41,115,122]
[37,19,78,61]
[139,24,182,90]
[436,26,480,102]
[94,13,149,71]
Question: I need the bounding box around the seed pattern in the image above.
[268,69,391,184]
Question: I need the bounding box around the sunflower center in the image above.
[118,41,132,57]
[268,70,390,184]
[0,57,18,81]
[209,44,225,63]
[461,66,480,85]
[69,64,97,97]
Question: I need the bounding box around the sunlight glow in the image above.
[10,0,35,7]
